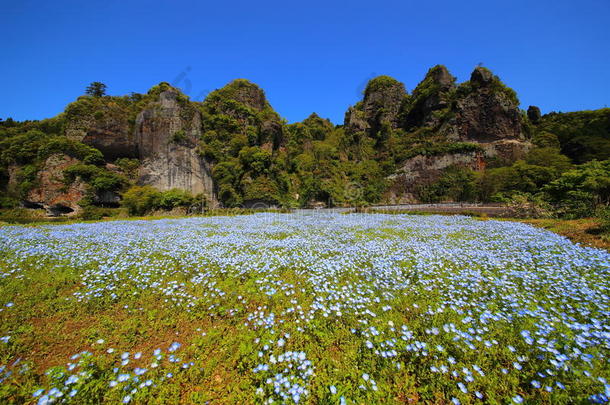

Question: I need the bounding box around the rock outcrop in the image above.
[1,66,544,212]
[344,76,407,136]
[445,67,525,143]
[403,65,456,129]
[388,150,486,203]
[527,105,541,124]
[26,154,87,215]
[385,66,530,202]
[202,79,284,150]
[440,67,530,162]
[64,97,138,159]
[135,89,217,206]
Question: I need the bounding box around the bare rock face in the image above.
[344,76,407,135]
[64,97,138,159]
[135,90,217,206]
[385,66,530,202]
[343,106,369,134]
[387,151,486,203]
[437,67,530,163]
[26,154,87,215]
[447,67,525,143]
[80,121,137,160]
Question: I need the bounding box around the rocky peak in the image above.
[344,75,407,136]
[439,66,527,159]
[470,66,495,87]
[427,64,454,87]
[207,79,269,112]
[403,65,456,129]
[527,105,542,124]
[302,112,333,129]
[202,79,283,150]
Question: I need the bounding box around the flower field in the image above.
[0,213,609,404]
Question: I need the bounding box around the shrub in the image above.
[553,190,597,219]
[121,187,200,215]
[114,158,140,177]
[0,208,45,223]
[121,186,161,216]
[157,189,196,210]
[417,166,477,203]
[532,131,560,149]
[0,195,18,209]
[505,193,553,219]
[38,137,105,165]
[543,159,610,217]
[537,108,610,163]
[0,130,51,165]
[364,75,404,96]
[63,164,125,192]
[170,130,187,144]
[596,205,610,234]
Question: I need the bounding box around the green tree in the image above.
[543,160,610,217]
[85,82,107,97]
[527,106,541,124]
[121,186,161,216]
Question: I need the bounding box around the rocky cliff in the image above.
[25,154,87,215]
[0,65,559,214]
[402,65,456,130]
[64,96,138,160]
[201,79,284,151]
[442,67,529,159]
[344,76,407,137]
[13,84,220,213]
[135,89,217,206]
[377,66,531,202]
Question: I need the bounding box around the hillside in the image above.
[1,66,609,216]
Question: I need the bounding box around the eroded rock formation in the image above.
[344,76,407,136]
[386,66,531,201]
[26,154,87,215]
[135,90,217,206]
[64,97,137,159]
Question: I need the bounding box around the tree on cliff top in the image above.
[85,82,107,98]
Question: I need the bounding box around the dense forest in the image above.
[1,66,609,220]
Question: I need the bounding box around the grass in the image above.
[511,217,610,251]
[0,213,609,404]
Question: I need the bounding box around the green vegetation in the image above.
[1,68,610,221]
[1,214,609,403]
[63,164,125,192]
[85,81,107,97]
[402,65,455,129]
[363,75,403,96]
[198,79,286,207]
[536,108,610,163]
[417,165,477,203]
[463,66,520,105]
[121,186,204,216]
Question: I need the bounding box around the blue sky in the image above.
[2,0,609,124]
